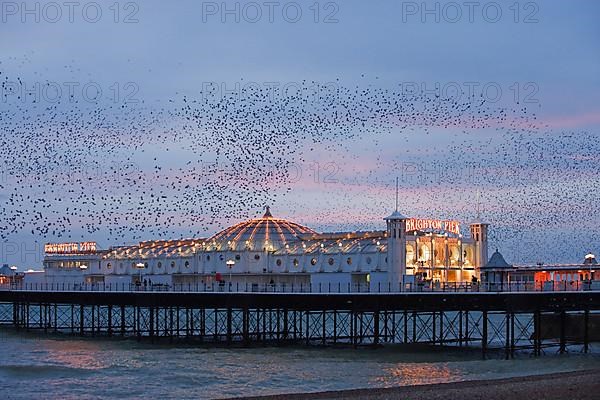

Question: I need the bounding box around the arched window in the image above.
[293,258,299,267]
[311,258,317,265]
[171,261,176,269]
[346,257,352,265]
[406,244,415,263]
[366,257,372,265]
[328,258,334,266]
[254,254,260,260]
[185,261,190,268]
[420,245,431,261]
[276,259,282,266]
[107,263,112,270]
[449,245,460,262]
[235,254,241,260]
[157,262,162,269]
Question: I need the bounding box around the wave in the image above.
[0,364,96,379]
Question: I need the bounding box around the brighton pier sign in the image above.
[44,242,97,254]
[405,218,461,235]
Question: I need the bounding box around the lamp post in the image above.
[79,264,88,288]
[417,259,425,279]
[135,262,145,289]
[9,266,17,287]
[586,253,596,283]
[226,259,235,291]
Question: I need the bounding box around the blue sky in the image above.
[0,0,599,266]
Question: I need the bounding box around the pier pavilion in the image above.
[38,207,489,291]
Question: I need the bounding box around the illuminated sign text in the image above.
[405,218,460,235]
[44,242,97,254]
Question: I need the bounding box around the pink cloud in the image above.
[544,111,600,129]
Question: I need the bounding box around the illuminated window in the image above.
[419,245,431,262]
[406,244,415,262]
[464,247,474,264]
[450,245,460,262]
[311,258,317,265]
[328,258,334,266]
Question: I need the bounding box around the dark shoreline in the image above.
[234,369,600,400]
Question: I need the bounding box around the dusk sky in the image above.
[1,0,599,266]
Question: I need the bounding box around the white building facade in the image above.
[40,207,488,291]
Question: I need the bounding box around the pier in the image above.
[1,290,600,357]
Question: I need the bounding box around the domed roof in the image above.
[206,207,316,252]
[384,210,407,220]
[481,249,512,270]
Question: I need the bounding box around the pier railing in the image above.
[1,280,598,293]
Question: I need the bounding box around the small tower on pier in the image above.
[470,190,489,271]
[385,179,408,291]
[470,220,489,270]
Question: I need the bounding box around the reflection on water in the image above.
[1,328,599,399]
[374,363,459,387]
[43,341,111,371]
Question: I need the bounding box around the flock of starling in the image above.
[1,61,598,262]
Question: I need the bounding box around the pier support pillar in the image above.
[505,312,510,360]
[373,311,380,345]
[482,311,488,359]
[534,310,541,356]
[559,311,566,354]
[584,309,589,353]
[226,307,232,345]
[242,307,250,346]
[107,305,113,337]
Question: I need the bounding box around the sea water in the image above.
[0,328,599,399]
